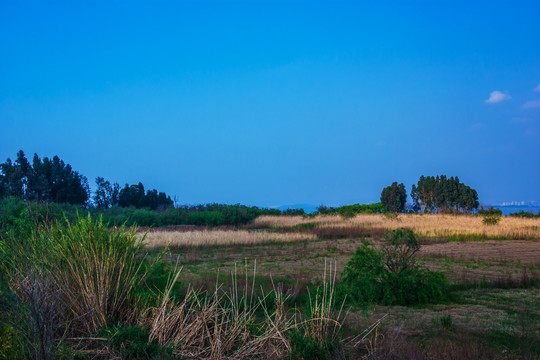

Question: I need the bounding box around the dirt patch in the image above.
[420,240,540,265]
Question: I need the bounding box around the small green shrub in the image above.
[0,324,21,360]
[294,222,318,230]
[287,329,334,360]
[96,325,177,360]
[509,210,540,218]
[477,207,503,217]
[439,315,453,330]
[341,229,450,306]
[482,216,501,225]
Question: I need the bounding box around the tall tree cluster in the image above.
[380,182,407,213]
[93,177,120,208]
[0,150,90,205]
[1,150,174,210]
[94,179,173,210]
[411,175,478,213]
[115,182,173,210]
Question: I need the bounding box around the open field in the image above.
[253,213,540,240]
[142,213,540,359]
[2,213,539,359]
[143,229,316,248]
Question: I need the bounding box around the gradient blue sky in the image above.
[1,1,539,207]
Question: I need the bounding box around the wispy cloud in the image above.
[534,84,540,92]
[522,100,540,109]
[485,90,510,104]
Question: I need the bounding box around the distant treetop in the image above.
[411,175,478,213]
[0,150,90,205]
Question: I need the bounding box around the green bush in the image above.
[0,215,157,357]
[509,210,540,218]
[341,229,449,306]
[0,324,21,360]
[477,207,503,217]
[482,216,501,225]
[287,329,335,360]
[96,325,177,360]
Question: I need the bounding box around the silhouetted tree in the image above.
[0,150,89,205]
[410,175,478,213]
[94,177,120,208]
[118,182,173,210]
[380,182,407,213]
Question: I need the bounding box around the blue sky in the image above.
[1,1,539,207]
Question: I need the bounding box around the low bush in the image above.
[95,325,177,360]
[509,210,540,218]
[0,215,156,358]
[482,216,501,225]
[341,229,450,306]
[477,207,503,217]
[0,324,20,360]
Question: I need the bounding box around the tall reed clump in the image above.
[289,261,346,360]
[0,215,152,358]
[144,262,346,360]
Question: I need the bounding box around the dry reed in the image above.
[143,229,316,249]
[254,214,540,240]
[144,262,345,359]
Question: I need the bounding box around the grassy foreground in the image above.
[1,212,539,359]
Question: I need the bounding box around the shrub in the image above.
[288,329,334,360]
[477,207,503,217]
[482,216,501,225]
[509,210,540,218]
[0,324,21,360]
[341,229,449,306]
[0,215,156,357]
[96,325,176,360]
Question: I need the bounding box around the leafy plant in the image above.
[96,325,176,360]
[0,215,157,358]
[482,216,501,225]
[341,229,449,306]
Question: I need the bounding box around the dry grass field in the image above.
[254,213,540,240]
[141,213,540,359]
[143,229,316,248]
[143,214,540,282]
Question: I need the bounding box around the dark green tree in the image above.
[118,182,173,210]
[380,182,407,213]
[0,151,90,205]
[411,175,478,213]
[94,177,120,208]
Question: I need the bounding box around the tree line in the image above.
[1,150,481,217]
[381,175,479,213]
[0,150,173,210]
[0,150,89,204]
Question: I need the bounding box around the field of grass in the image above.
[141,213,540,359]
[1,212,539,359]
[252,213,540,240]
[143,229,316,248]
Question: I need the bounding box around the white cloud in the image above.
[485,90,511,104]
[522,100,540,109]
[534,84,540,92]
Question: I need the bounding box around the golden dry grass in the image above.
[254,214,540,240]
[143,229,317,248]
